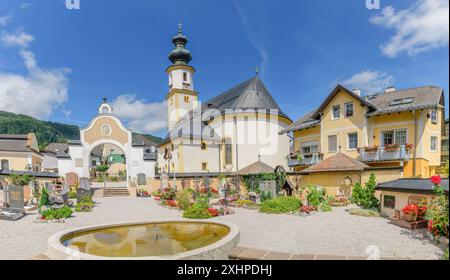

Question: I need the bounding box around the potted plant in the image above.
[363,145,379,153]
[402,204,427,222]
[405,143,414,152]
[384,144,400,152]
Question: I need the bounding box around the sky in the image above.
[0,0,448,137]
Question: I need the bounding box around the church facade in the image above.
[157,25,292,176]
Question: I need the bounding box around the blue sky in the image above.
[0,0,448,137]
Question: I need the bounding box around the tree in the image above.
[8,173,34,186]
[351,173,379,209]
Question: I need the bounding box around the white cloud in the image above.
[370,0,449,57]
[341,70,394,94]
[1,29,34,48]
[21,3,32,9]
[0,15,12,26]
[112,95,167,134]
[0,49,70,120]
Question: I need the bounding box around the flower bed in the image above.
[402,204,427,222]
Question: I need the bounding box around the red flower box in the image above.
[208,208,219,217]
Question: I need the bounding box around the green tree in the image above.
[351,173,379,209]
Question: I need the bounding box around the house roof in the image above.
[45,143,69,154]
[300,153,370,174]
[131,134,158,147]
[159,76,290,145]
[365,86,445,116]
[238,160,274,175]
[282,85,445,134]
[0,133,40,154]
[376,178,449,194]
[0,170,60,178]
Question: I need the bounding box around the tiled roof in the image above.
[0,134,39,154]
[300,153,369,174]
[376,178,449,193]
[131,134,158,147]
[283,85,445,134]
[160,76,290,145]
[238,160,274,175]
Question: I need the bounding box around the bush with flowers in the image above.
[426,176,449,239]
[300,205,315,214]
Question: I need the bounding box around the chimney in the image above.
[352,88,361,97]
[385,86,396,93]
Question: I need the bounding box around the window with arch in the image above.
[224,138,232,165]
[1,159,9,170]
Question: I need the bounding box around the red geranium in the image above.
[402,204,426,218]
[167,200,177,208]
[431,176,442,186]
[208,208,219,217]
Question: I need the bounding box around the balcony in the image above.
[288,152,323,167]
[358,145,411,162]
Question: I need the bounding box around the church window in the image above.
[202,162,208,171]
[225,138,232,165]
[201,142,207,150]
[184,95,190,103]
[183,72,188,82]
[1,159,9,170]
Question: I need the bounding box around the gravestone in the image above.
[137,173,146,186]
[259,181,277,198]
[49,184,65,205]
[8,185,24,211]
[61,184,69,205]
[77,178,92,200]
[66,172,79,187]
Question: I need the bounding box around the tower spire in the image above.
[168,23,192,65]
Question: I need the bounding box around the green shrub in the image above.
[41,206,73,220]
[350,173,379,209]
[75,197,94,212]
[443,248,449,261]
[195,195,209,208]
[260,196,302,214]
[348,208,381,217]
[68,191,77,199]
[176,188,192,210]
[320,202,332,212]
[260,191,272,202]
[96,165,109,172]
[183,204,212,219]
[38,187,49,211]
[307,186,326,207]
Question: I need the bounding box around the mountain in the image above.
[0,111,162,150]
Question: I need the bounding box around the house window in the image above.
[431,136,438,152]
[431,110,438,124]
[183,72,188,82]
[348,133,358,150]
[383,195,396,209]
[345,102,354,117]
[332,105,340,120]
[1,159,9,170]
[75,159,83,168]
[382,131,394,146]
[301,142,319,154]
[394,130,407,145]
[184,95,190,103]
[202,162,208,171]
[225,139,232,165]
[201,142,207,150]
[328,135,337,153]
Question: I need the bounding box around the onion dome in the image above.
[168,23,192,65]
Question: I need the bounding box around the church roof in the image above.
[159,76,290,145]
[300,153,369,174]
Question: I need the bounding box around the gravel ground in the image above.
[0,197,445,260]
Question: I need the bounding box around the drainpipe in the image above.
[413,110,417,177]
[218,140,222,173]
[234,116,239,172]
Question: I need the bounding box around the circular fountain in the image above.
[47,220,239,260]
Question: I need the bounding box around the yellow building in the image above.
[282,85,446,194]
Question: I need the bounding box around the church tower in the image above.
[166,24,198,131]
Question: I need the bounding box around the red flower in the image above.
[167,200,177,207]
[431,176,441,186]
[208,208,219,217]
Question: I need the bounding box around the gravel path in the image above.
[0,197,445,260]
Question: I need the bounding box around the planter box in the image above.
[389,218,428,230]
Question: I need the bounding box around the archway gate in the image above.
[57,101,156,190]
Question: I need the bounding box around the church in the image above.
[157,25,292,176]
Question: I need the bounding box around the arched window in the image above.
[224,138,232,165]
[1,159,9,170]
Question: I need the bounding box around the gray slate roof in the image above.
[238,160,274,175]
[0,134,39,154]
[0,170,60,178]
[160,76,290,145]
[282,85,445,134]
[376,178,449,194]
[131,134,158,147]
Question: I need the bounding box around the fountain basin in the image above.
[47,220,239,260]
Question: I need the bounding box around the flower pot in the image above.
[404,213,416,222]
